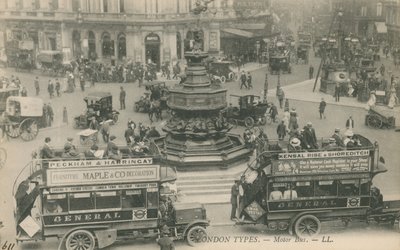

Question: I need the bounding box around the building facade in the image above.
[0,0,272,68]
[385,0,400,46]
[329,0,386,39]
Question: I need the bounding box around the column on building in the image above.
[163,25,177,62]
[95,30,102,58]
[39,0,49,9]
[126,26,135,60]
[81,29,89,58]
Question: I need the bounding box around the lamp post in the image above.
[263,72,268,103]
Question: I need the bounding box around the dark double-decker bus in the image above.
[236,135,400,237]
[13,143,209,250]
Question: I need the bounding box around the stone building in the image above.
[0,0,272,68]
[385,0,400,46]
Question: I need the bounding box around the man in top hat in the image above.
[303,122,318,149]
[156,225,175,250]
[85,144,99,159]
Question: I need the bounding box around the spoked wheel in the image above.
[186,226,207,247]
[6,122,20,138]
[367,115,383,129]
[259,117,267,125]
[228,118,238,128]
[19,119,39,141]
[220,76,226,84]
[0,147,7,169]
[66,230,95,250]
[244,117,255,128]
[294,215,321,237]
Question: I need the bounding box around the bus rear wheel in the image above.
[66,230,96,250]
[294,215,321,237]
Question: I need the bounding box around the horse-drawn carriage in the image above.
[365,106,400,130]
[222,95,268,128]
[1,96,44,141]
[297,45,309,64]
[15,51,34,72]
[269,53,292,74]
[74,92,119,129]
[135,81,169,111]
[37,50,64,76]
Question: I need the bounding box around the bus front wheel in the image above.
[186,226,207,246]
[294,215,321,237]
[66,230,96,250]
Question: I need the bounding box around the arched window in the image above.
[102,32,114,57]
[118,33,126,60]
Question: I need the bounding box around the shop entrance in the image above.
[145,33,160,70]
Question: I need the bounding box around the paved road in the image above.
[0,50,399,249]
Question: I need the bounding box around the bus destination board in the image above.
[272,150,370,176]
[47,165,159,186]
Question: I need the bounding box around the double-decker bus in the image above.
[13,143,209,250]
[235,135,400,237]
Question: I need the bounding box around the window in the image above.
[377,2,382,16]
[315,180,337,197]
[361,6,367,17]
[119,0,125,13]
[72,0,80,11]
[69,192,95,211]
[95,191,121,209]
[103,0,108,12]
[43,194,67,214]
[338,180,360,196]
[122,189,145,208]
[296,181,313,198]
[49,0,58,10]
[147,189,158,208]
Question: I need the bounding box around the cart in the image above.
[365,105,400,130]
[37,50,64,76]
[77,129,98,146]
[3,96,44,141]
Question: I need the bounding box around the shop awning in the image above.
[222,28,254,38]
[375,22,387,33]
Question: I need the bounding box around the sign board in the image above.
[19,40,34,50]
[268,197,369,211]
[46,165,159,186]
[43,210,133,226]
[48,158,153,168]
[272,150,370,176]
[244,201,265,221]
[209,32,218,50]
[233,0,266,9]
[145,33,160,43]
[50,182,157,193]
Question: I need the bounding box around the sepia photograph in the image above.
[0,0,399,249]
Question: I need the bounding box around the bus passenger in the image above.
[283,184,298,199]
[61,144,79,159]
[288,138,302,152]
[324,138,342,151]
[109,145,122,160]
[84,144,99,159]
[45,200,63,214]
[269,187,283,200]
[41,137,55,159]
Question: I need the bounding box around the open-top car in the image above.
[222,94,268,128]
[207,61,238,83]
[74,92,119,129]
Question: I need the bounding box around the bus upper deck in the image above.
[234,134,399,237]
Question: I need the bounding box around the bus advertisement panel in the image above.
[272,149,371,176]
